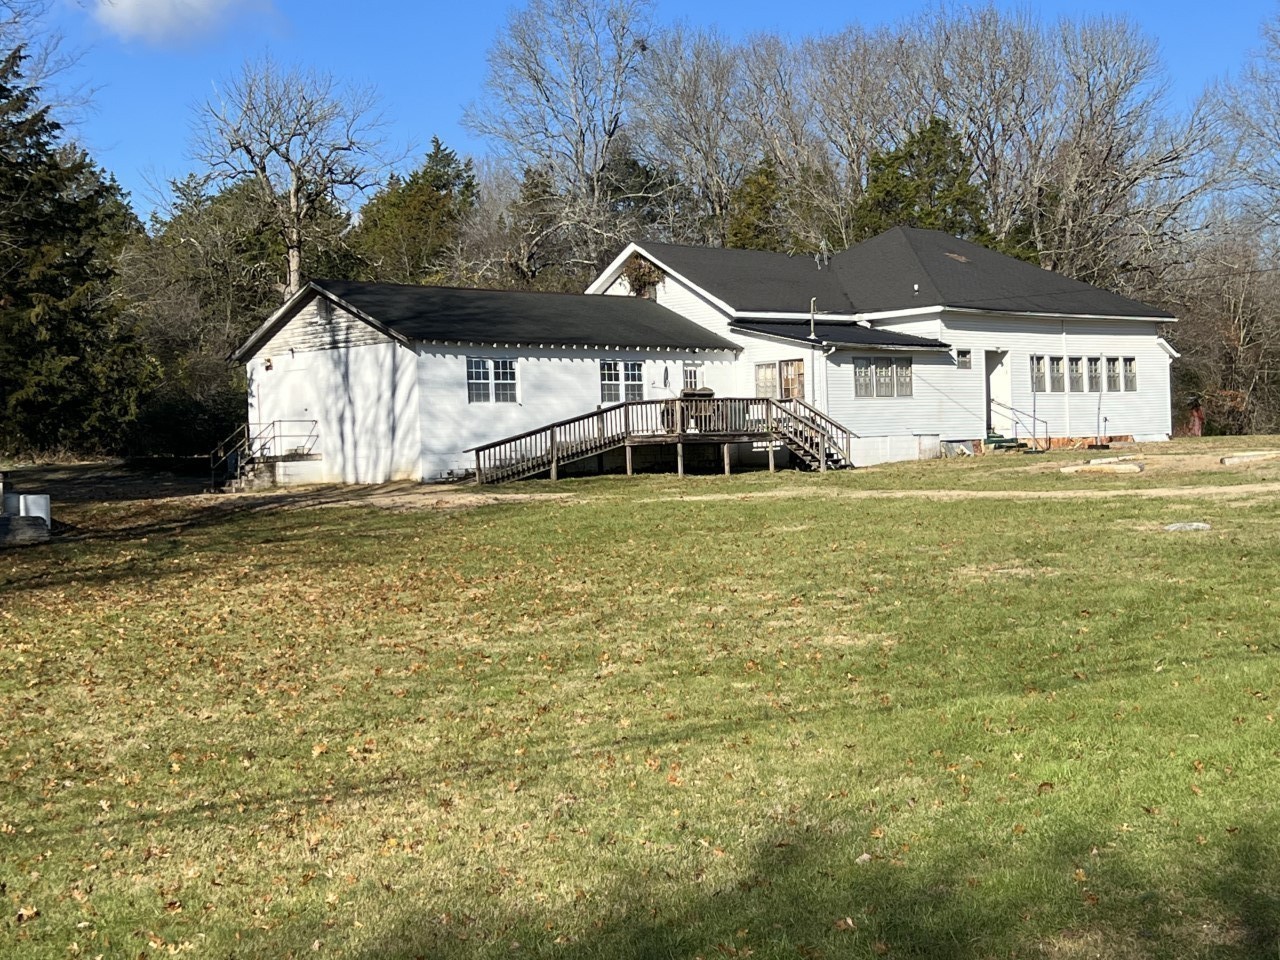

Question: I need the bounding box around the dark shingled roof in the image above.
[829,228,1174,318]
[638,241,855,313]
[635,228,1173,319]
[315,279,738,350]
[731,320,950,350]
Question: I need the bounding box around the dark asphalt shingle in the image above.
[315,279,739,350]
[634,228,1173,319]
[731,320,950,350]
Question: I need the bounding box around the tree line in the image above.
[4,0,1280,456]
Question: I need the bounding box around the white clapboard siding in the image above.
[653,276,823,402]
[268,297,391,354]
[248,338,421,484]
[416,346,734,479]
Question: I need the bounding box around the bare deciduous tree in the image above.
[633,25,750,245]
[465,0,653,274]
[195,57,389,297]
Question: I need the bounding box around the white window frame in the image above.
[754,362,778,399]
[1087,357,1102,393]
[1030,355,1047,393]
[467,357,517,404]
[1049,356,1065,393]
[956,349,972,370]
[682,361,703,392]
[1068,357,1084,392]
[1106,357,1122,392]
[853,358,875,398]
[1123,357,1138,392]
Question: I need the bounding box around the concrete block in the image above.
[1220,451,1280,466]
[0,515,50,546]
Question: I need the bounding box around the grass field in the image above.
[3,442,1280,958]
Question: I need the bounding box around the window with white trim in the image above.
[754,363,778,399]
[1087,357,1102,392]
[857,357,913,398]
[956,349,972,369]
[1068,357,1084,392]
[601,360,643,403]
[467,358,517,403]
[853,358,874,397]
[682,361,702,392]
[1123,357,1138,392]
[1049,356,1065,392]
[1106,357,1121,392]
[1030,355,1047,393]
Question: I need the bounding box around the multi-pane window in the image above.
[853,358,875,397]
[853,356,914,399]
[468,358,517,403]
[754,362,778,399]
[1030,355,1047,393]
[780,359,805,399]
[956,349,972,369]
[1106,357,1121,392]
[1123,357,1137,392]
[600,360,643,403]
[467,357,490,403]
[492,359,517,403]
[1049,356,1065,392]
[1087,357,1102,393]
[1069,357,1084,392]
[467,357,516,403]
[894,357,913,396]
[682,361,702,391]
[875,358,895,397]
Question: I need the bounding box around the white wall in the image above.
[822,313,1172,442]
[416,346,735,479]
[247,301,421,484]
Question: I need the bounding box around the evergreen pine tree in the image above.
[352,137,478,284]
[0,48,149,453]
[852,117,992,242]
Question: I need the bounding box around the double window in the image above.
[754,359,806,399]
[601,360,643,403]
[853,357,913,398]
[467,358,517,403]
[1033,354,1138,393]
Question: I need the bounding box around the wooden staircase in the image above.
[210,420,321,492]
[469,397,858,484]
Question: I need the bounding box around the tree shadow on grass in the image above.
[229,801,1280,960]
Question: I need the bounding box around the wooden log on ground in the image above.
[1059,463,1145,474]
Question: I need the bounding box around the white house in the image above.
[231,282,739,484]
[588,227,1177,459]
[231,227,1176,485]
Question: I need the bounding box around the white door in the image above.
[985,350,1012,435]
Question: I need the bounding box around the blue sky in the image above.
[37,0,1280,220]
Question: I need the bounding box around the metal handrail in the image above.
[990,400,1049,451]
[210,420,319,489]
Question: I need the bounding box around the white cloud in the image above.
[93,0,262,44]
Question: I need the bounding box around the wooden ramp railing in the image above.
[469,398,859,484]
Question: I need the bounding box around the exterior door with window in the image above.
[780,360,805,400]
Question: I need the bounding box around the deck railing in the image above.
[470,398,857,484]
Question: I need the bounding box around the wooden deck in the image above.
[469,397,859,484]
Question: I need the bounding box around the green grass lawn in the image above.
[3,451,1280,958]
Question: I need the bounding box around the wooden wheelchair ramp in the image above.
[469,397,858,484]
